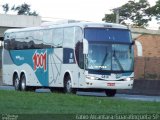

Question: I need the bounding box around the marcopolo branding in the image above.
[32,50,47,71]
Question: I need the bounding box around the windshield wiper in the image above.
[113,50,124,71]
[100,52,108,70]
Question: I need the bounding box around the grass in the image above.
[0,90,159,119]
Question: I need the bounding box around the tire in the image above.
[20,74,27,91]
[105,89,116,97]
[64,75,76,94]
[13,74,20,91]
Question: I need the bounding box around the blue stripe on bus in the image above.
[9,49,53,86]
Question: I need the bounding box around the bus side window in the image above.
[75,27,84,69]
[9,33,16,50]
[53,28,63,47]
[34,30,43,48]
[15,32,25,49]
[43,29,52,46]
[4,33,10,50]
[75,27,83,43]
[63,27,74,48]
[75,42,84,69]
[25,30,43,49]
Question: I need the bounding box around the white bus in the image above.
[2,21,134,96]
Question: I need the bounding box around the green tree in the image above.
[102,0,152,27]
[146,0,160,20]
[11,3,38,16]
[2,3,9,14]
[102,13,116,23]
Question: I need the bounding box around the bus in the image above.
[2,21,134,96]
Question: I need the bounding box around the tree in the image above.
[102,13,116,23]
[11,3,38,16]
[146,0,160,20]
[28,11,38,16]
[2,3,9,14]
[102,0,152,27]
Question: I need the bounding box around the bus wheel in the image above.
[105,89,116,97]
[64,75,76,94]
[13,74,20,91]
[20,74,27,91]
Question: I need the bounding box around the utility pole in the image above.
[113,7,120,24]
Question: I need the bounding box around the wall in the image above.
[134,34,160,80]
[134,35,160,57]
[0,14,41,38]
[135,57,160,80]
[0,14,41,28]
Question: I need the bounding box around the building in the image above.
[132,28,160,80]
[0,14,41,41]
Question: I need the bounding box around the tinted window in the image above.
[43,29,52,44]
[84,28,131,43]
[53,28,63,47]
[63,27,74,47]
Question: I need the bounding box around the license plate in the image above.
[107,83,115,86]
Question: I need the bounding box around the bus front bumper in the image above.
[84,79,134,89]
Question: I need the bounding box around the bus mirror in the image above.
[132,41,135,45]
[83,39,88,54]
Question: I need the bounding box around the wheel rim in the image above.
[14,77,19,90]
[66,79,72,93]
[21,80,25,90]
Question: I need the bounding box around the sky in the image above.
[0,0,159,29]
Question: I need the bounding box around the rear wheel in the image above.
[13,74,20,91]
[20,74,27,91]
[64,75,76,94]
[105,89,116,97]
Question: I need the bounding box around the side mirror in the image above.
[131,40,135,45]
[83,39,88,54]
[0,37,4,41]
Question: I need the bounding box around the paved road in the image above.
[77,91,160,102]
[0,85,160,102]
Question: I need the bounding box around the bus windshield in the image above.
[84,28,134,72]
[84,28,132,43]
[87,44,134,71]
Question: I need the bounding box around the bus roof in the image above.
[4,22,129,34]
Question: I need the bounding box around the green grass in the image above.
[0,90,159,115]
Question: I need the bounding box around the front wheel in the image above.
[105,89,116,97]
[64,75,76,94]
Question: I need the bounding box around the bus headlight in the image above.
[124,77,131,81]
[86,76,98,80]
